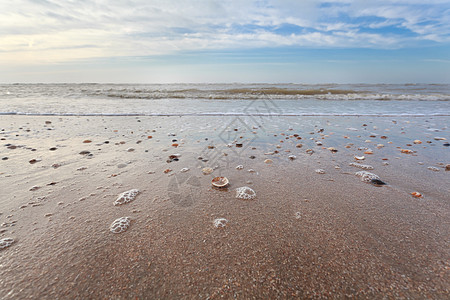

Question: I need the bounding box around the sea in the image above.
[0,83,449,117]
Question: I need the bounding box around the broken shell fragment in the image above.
[0,238,14,250]
[400,149,413,154]
[213,218,228,228]
[411,192,423,198]
[202,167,213,175]
[354,155,365,160]
[212,176,229,188]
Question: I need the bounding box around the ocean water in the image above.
[0,83,449,116]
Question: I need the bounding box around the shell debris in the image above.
[213,218,228,228]
[349,162,374,170]
[0,238,14,250]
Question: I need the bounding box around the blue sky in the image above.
[1,0,449,83]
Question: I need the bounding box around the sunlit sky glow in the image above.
[1,0,449,83]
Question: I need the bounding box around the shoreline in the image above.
[0,115,449,298]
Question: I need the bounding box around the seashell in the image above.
[114,189,139,206]
[236,143,243,148]
[411,192,423,198]
[328,147,338,153]
[315,169,325,174]
[202,167,213,175]
[364,150,374,154]
[110,217,131,234]
[446,164,450,171]
[400,149,413,154]
[0,238,14,250]
[413,140,422,144]
[83,140,92,143]
[180,167,189,173]
[355,171,381,183]
[172,143,179,147]
[264,159,273,164]
[213,218,228,228]
[235,186,256,200]
[164,168,172,173]
[427,166,439,172]
[434,137,446,141]
[212,177,229,188]
[296,143,303,148]
[306,149,314,155]
[236,165,244,170]
[288,155,296,160]
[349,162,374,170]
[354,155,365,160]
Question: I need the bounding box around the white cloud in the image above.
[0,0,449,64]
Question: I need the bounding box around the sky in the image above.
[1,0,450,83]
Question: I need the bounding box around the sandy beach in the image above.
[0,114,449,299]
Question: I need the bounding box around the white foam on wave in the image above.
[114,189,139,206]
[236,186,256,200]
[110,217,131,234]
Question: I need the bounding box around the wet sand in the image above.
[0,115,449,299]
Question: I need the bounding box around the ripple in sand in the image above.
[114,189,139,206]
[236,186,256,200]
[349,162,374,170]
[110,217,131,234]
[0,238,14,250]
[213,218,228,228]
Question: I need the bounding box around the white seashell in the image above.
[355,171,380,182]
[349,162,374,170]
[180,167,190,173]
[236,165,244,170]
[202,167,213,175]
[213,218,228,228]
[235,186,256,200]
[315,169,325,174]
[354,155,365,160]
[110,217,131,234]
[114,189,139,206]
[0,238,14,250]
